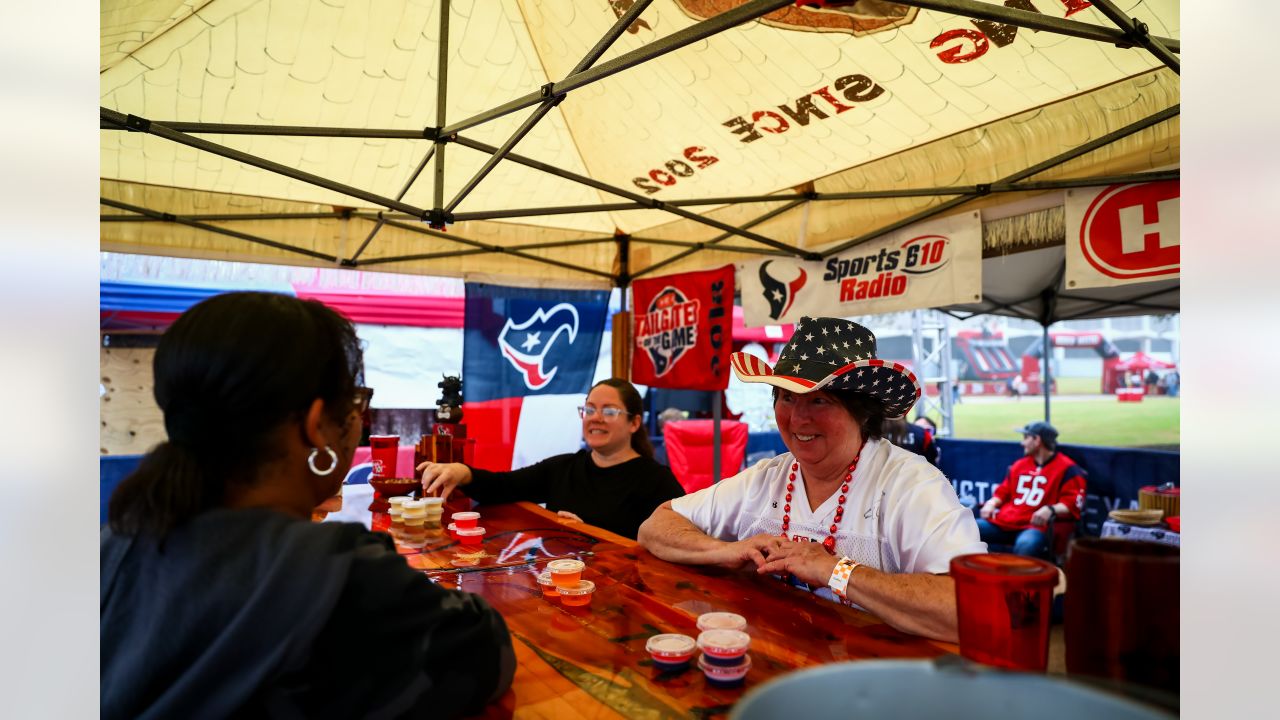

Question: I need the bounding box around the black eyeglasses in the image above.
[578,405,630,419]
[353,386,374,414]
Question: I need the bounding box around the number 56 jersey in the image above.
[991,452,1087,531]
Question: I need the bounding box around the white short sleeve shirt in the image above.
[671,438,986,601]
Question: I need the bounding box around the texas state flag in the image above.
[463,283,608,472]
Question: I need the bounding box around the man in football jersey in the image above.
[977,422,1086,556]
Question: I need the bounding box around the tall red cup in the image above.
[368,435,400,479]
[951,553,1058,671]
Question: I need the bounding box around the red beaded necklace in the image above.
[780,447,863,554]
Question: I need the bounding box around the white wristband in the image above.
[829,556,859,599]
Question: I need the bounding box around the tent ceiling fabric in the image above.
[100,0,1180,318]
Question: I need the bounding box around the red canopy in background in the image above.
[1113,352,1177,372]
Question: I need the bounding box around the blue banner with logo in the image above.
[463,283,608,401]
[462,283,608,471]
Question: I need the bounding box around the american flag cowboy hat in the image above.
[730,316,921,419]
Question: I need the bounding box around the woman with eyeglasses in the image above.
[419,377,683,539]
[101,292,514,719]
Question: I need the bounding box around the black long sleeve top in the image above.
[465,450,684,539]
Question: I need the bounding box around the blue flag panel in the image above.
[463,283,609,403]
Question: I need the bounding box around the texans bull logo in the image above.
[759,260,807,321]
[497,303,580,391]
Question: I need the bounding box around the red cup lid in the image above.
[697,629,751,656]
[558,580,595,597]
[452,511,480,521]
[455,526,486,537]
[536,571,557,586]
[697,612,747,632]
[950,553,1058,586]
[646,633,696,659]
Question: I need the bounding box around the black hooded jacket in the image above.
[101,508,514,719]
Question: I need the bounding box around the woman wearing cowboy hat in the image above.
[638,317,985,642]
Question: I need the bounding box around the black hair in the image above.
[108,292,364,539]
[590,377,654,459]
[881,416,910,447]
[772,386,887,442]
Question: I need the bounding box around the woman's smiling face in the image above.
[581,384,639,455]
[774,389,861,469]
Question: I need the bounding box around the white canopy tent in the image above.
[100,0,1180,469]
[101,0,1179,300]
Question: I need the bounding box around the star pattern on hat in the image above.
[736,317,919,417]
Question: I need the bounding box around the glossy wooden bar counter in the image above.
[378,500,956,719]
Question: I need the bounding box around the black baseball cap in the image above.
[1015,421,1058,444]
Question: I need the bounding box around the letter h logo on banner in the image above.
[463,283,608,471]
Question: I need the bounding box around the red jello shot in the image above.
[547,558,585,588]
[455,526,485,546]
[646,633,697,672]
[536,571,560,599]
[698,652,752,688]
[557,580,595,608]
[697,629,751,666]
[446,522,458,539]
[697,612,747,633]
[451,511,480,529]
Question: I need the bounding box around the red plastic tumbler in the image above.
[369,435,400,479]
[951,553,1059,671]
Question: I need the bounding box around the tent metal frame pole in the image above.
[1042,323,1052,423]
[1087,0,1180,73]
[445,170,1179,222]
[98,121,430,138]
[444,170,1178,222]
[892,0,1179,52]
[453,134,816,257]
[633,238,793,257]
[631,198,807,279]
[101,108,431,219]
[102,211,345,222]
[100,198,338,263]
[1038,262,1065,423]
[440,0,793,137]
[349,145,438,263]
[444,0,654,215]
[823,104,1179,257]
[1057,285,1180,320]
[431,0,451,225]
[368,217,616,280]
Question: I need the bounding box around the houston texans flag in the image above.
[631,265,735,391]
[463,283,608,471]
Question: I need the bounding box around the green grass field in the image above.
[941,396,1180,449]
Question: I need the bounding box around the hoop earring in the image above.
[308,446,338,476]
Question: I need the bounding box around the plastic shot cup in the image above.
[698,653,752,688]
[536,571,561,599]
[547,558,585,588]
[452,511,480,529]
[387,496,412,520]
[456,526,486,546]
[557,580,596,608]
[697,612,747,633]
[646,634,697,672]
[400,499,427,527]
[368,435,400,479]
[446,522,458,539]
[697,629,751,667]
[421,496,444,521]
